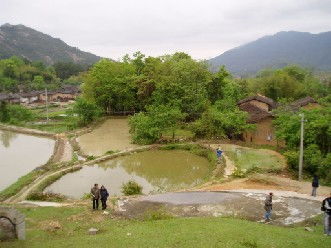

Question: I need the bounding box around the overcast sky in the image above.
[1,0,331,60]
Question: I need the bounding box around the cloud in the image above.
[0,0,330,59]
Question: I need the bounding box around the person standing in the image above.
[90,183,100,210]
[311,175,319,197]
[216,147,223,162]
[100,185,109,210]
[321,193,331,236]
[264,192,273,221]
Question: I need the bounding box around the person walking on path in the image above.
[312,175,319,197]
[90,183,100,210]
[216,147,223,162]
[321,193,331,236]
[100,185,109,210]
[264,192,273,222]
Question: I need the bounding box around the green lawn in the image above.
[2,206,330,248]
[222,145,285,173]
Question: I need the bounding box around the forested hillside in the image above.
[209,31,331,75]
[0,23,101,65]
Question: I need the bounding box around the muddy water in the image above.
[45,150,212,199]
[77,118,138,156]
[0,130,55,191]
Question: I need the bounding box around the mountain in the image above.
[209,31,331,75]
[0,23,101,65]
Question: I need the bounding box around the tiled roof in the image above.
[239,102,273,123]
[238,95,277,109]
[290,96,317,110]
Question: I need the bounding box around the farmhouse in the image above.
[238,95,278,146]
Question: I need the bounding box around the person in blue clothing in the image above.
[100,185,109,210]
[216,147,223,162]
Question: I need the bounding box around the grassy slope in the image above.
[223,145,285,172]
[3,206,331,248]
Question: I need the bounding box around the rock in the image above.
[305,227,313,232]
[103,211,109,215]
[127,232,132,236]
[88,228,99,235]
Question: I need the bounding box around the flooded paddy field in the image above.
[45,150,212,199]
[0,130,55,191]
[77,118,138,156]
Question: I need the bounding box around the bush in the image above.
[0,102,35,124]
[143,209,173,221]
[121,180,143,196]
[27,191,66,202]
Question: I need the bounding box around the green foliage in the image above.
[0,56,62,92]
[54,62,86,80]
[121,180,143,196]
[27,191,66,202]
[192,99,251,139]
[275,106,331,182]
[246,65,330,100]
[0,102,35,124]
[72,98,102,126]
[129,104,185,144]
[143,209,173,221]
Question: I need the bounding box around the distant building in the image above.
[39,85,80,102]
[238,94,278,146]
[289,96,320,111]
[238,95,319,146]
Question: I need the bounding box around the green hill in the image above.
[0,23,101,65]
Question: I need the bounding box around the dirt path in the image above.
[51,135,73,163]
[210,144,236,177]
[197,174,331,198]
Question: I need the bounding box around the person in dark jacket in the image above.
[100,185,109,210]
[312,175,319,197]
[321,193,331,236]
[90,183,100,210]
[264,192,273,221]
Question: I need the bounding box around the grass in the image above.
[162,128,194,140]
[223,145,285,173]
[0,170,39,201]
[2,206,331,248]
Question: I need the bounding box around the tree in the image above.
[129,104,185,144]
[72,98,102,126]
[206,66,230,104]
[31,75,45,90]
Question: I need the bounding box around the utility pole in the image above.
[45,88,49,123]
[298,113,304,181]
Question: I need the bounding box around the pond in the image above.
[0,130,55,191]
[44,150,212,199]
[77,118,138,156]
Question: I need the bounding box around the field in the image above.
[2,205,331,248]
[221,144,286,173]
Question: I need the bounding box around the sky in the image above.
[1,0,331,60]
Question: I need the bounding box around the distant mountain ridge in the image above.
[0,23,101,65]
[209,31,331,75]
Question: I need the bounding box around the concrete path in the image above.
[18,200,68,207]
[116,191,322,226]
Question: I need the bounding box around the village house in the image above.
[289,96,320,111]
[19,91,41,105]
[238,95,278,146]
[39,85,80,102]
[238,95,319,146]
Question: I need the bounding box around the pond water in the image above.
[0,130,55,191]
[45,150,212,199]
[77,118,138,156]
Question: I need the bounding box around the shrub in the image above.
[27,192,66,202]
[143,209,173,221]
[121,180,143,196]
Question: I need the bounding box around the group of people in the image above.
[264,192,331,236]
[90,184,109,210]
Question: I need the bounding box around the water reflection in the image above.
[0,130,55,191]
[45,150,212,199]
[0,130,17,148]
